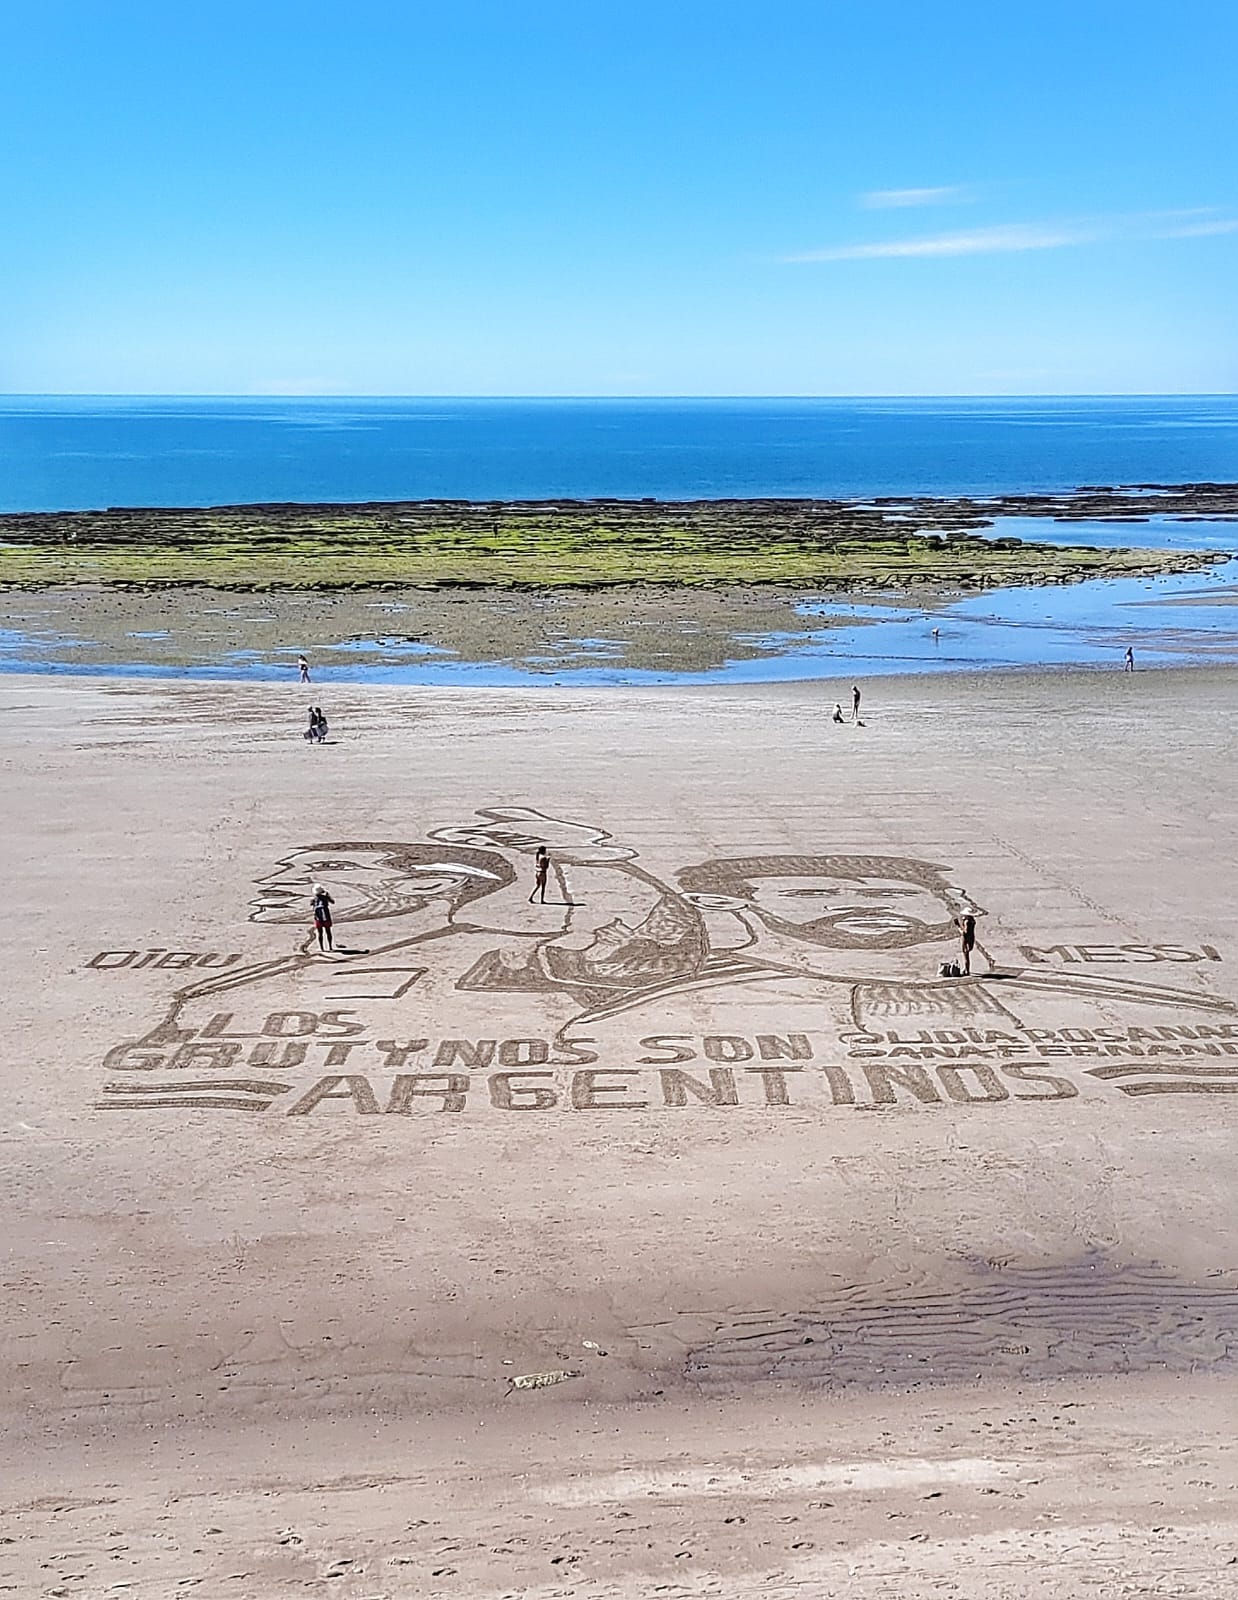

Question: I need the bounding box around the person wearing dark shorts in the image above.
[312,883,334,951]
[956,911,976,976]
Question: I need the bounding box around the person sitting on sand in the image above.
[832,703,845,724]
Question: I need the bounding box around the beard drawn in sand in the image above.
[431,808,711,1010]
[671,854,1238,1033]
[100,812,1238,1096]
[679,856,968,951]
[100,811,711,1093]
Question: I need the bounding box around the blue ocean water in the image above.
[1,394,1237,513]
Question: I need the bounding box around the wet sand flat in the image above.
[4,562,1238,683]
[2,666,1238,1597]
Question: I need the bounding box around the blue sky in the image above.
[2,0,1235,395]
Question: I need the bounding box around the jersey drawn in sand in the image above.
[95,806,1238,1114]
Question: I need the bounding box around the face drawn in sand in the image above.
[249,841,516,925]
[677,855,968,951]
[94,807,1238,1112]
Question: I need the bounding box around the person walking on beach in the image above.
[311,883,334,952]
[851,683,862,722]
[1124,645,1135,672]
[955,910,977,976]
[299,655,311,684]
[529,846,551,904]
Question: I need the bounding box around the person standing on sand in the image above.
[299,655,311,684]
[1124,646,1135,672]
[529,846,551,904]
[955,910,977,976]
[851,684,862,722]
[312,882,334,951]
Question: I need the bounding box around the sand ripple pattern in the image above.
[685,1259,1238,1390]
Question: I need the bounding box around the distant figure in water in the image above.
[529,846,551,904]
[299,655,311,684]
[931,627,941,642]
[832,702,845,724]
[312,883,334,952]
[851,683,862,722]
[955,911,977,976]
[1124,645,1135,672]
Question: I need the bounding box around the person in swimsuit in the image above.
[312,882,334,951]
[529,846,551,904]
[832,703,845,724]
[299,655,311,684]
[851,684,861,722]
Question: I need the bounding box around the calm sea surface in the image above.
[2,395,1237,512]
[1,396,1236,681]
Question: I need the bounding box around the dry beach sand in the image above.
[3,665,1238,1597]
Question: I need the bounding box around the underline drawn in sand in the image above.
[92,806,1238,1114]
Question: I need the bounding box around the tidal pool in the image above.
[0,517,1234,685]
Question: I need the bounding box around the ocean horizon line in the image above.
[3,391,1237,404]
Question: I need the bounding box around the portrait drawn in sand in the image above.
[102,806,1237,1080]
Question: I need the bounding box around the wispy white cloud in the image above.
[1156,217,1238,239]
[785,222,1101,262]
[860,185,973,209]
[783,208,1238,263]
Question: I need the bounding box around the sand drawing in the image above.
[93,806,1238,1114]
